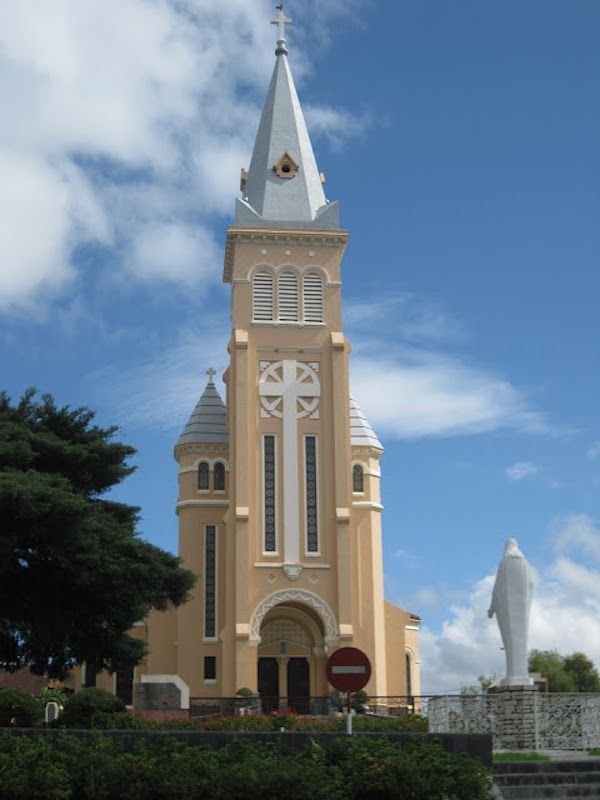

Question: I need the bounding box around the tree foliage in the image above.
[529,650,600,692]
[0,389,195,678]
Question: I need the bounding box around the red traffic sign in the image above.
[326,647,372,693]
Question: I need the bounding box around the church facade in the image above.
[88,11,420,707]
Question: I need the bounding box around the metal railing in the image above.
[189,695,429,718]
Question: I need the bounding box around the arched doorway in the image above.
[257,605,326,714]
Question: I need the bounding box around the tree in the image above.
[0,389,195,678]
[529,650,600,692]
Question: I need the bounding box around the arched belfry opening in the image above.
[257,602,327,713]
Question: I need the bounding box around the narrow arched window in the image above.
[253,271,274,321]
[198,461,209,490]
[213,462,225,491]
[303,273,323,323]
[353,464,364,493]
[406,652,413,698]
[278,271,299,321]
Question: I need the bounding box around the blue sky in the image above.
[1,0,599,693]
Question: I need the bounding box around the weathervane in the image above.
[271,4,292,55]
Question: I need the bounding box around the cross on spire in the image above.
[206,367,216,383]
[271,4,292,55]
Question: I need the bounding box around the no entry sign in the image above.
[326,647,371,693]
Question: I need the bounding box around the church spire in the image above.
[235,6,340,230]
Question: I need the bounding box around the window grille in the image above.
[198,461,209,490]
[213,462,225,491]
[353,464,364,493]
[278,271,299,321]
[253,271,274,321]
[303,273,323,323]
[204,525,217,638]
[264,435,276,552]
[305,436,319,552]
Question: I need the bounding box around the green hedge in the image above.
[79,710,428,732]
[0,732,493,800]
[60,688,125,728]
[0,689,42,728]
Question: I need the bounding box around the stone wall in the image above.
[429,689,600,750]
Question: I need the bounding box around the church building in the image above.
[102,9,420,708]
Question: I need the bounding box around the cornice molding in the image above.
[224,227,348,283]
[174,443,229,461]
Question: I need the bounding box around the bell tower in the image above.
[145,6,420,707]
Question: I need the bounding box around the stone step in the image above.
[493,762,600,799]
[499,786,600,799]
[495,763,600,774]
[495,772,600,787]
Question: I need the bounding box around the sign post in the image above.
[326,647,372,735]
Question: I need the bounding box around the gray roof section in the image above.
[239,50,339,229]
[350,394,383,451]
[177,380,228,446]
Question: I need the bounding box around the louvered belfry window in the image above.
[253,271,274,321]
[303,273,323,323]
[278,271,299,321]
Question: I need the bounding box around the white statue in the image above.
[488,538,534,686]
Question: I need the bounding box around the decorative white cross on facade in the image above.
[259,360,320,565]
[271,5,292,43]
[206,367,216,382]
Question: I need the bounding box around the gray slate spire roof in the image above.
[177,377,228,446]
[235,27,339,230]
[350,394,383,451]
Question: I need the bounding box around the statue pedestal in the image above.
[487,685,539,750]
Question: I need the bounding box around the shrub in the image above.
[60,687,125,728]
[0,688,42,727]
[0,732,493,800]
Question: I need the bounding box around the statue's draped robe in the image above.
[489,550,534,686]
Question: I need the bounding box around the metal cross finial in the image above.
[271,4,292,54]
[206,367,216,383]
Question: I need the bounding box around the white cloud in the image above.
[350,350,548,439]
[587,441,600,461]
[420,514,600,694]
[304,104,371,150]
[99,320,230,430]
[127,223,222,287]
[506,461,538,481]
[345,294,465,344]
[0,0,365,312]
[552,513,600,562]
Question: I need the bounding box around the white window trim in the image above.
[262,434,279,556]
[203,524,218,642]
[303,434,321,557]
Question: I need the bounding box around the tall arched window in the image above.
[198,461,209,490]
[406,652,413,698]
[253,271,274,321]
[213,462,225,491]
[303,273,323,323]
[278,271,299,321]
[353,464,364,493]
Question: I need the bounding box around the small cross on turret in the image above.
[271,4,292,55]
[206,367,216,383]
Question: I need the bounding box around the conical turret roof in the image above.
[350,394,383,451]
[235,17,339,230]
[177,377,228,446]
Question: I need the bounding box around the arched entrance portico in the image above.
[251,591,337,713]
